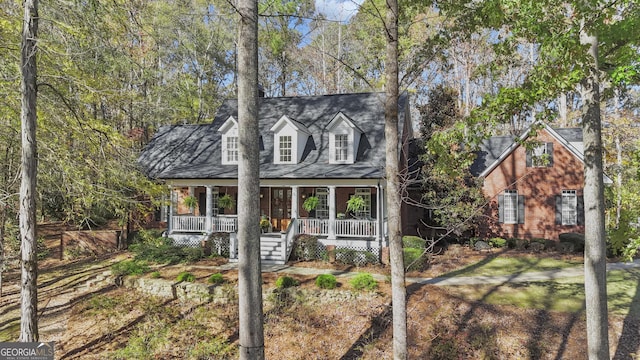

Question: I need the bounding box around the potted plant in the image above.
[260,215,271,233]
[218,194,235,210]
[302,196,319,217]
[183,195,198,212]
[346,196,365,217]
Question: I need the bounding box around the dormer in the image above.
[218,116,239,165]
[269,115,311,164]
[327,112,362,164]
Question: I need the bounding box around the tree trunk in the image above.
[19,0,39,343]
[580,27,610,360]
[0,205,5,298]
[236,0,264,358]
[384,0,407,358]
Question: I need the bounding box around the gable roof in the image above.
[138,92,409,180]
[470,123,584,177]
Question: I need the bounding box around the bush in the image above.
[150,271,161,279]
[404,247,427,272]
[176,271,196,282]
[559,233,585,252]
[292,234,321,261]
[488,237,507,248]
[275,276,299,289]
[130,241,205,264]
[111,260,150,276]
[315,274,337,289]
[208,273,225,284]
[403,235,426,249]
[349,273,378,291]
[507,238,529,250]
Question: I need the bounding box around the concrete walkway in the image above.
[210,258,640,286]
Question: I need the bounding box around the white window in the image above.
[225,136,238,163]
[352,188,372,219]
[279,135,292,163]
[503,190,518,224]
[335,134,348,162]
[530,143,552,167]
[315,188,328,219]
[562,190,577,225]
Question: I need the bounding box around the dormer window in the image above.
[335,134,348,162]
[270,116,311,164]
[218,116,239,165]
[327,112,362,164]
[279,135,293,163]
[226,136,238,163]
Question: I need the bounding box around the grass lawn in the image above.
[447,268,640,317]
[442,254,584,278]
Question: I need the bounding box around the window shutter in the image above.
[526,150,532,167]
[518,195,525,224]
[555,195,562,225]
[577,195,585,225]
[498,195,504,223]
[547,143,554,166]
[371,195,377,218]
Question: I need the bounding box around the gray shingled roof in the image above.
[469,127,583,176]
[138,92,408,180]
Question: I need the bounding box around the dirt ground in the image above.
[1,226,638,359]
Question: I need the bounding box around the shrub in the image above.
[111,260,150,276]
[488,237,507,248]
[150,271,161,279]
[349,273,378,291]
[559,233,585,252]
[403,235,426,249]
[404,247,427,272]
[507,237,529,250]
[176,271,196,282]
[208,273,225,284]
[315,274,337,289]
[130,241,205,264]
[292,234,321,261]
[275,276,299,289]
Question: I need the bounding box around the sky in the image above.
[314,0,365,22]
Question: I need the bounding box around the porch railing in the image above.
[171,215,238,233]
[335,219,377,237]
[172,215,377,238]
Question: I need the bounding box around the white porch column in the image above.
[168,185,174,233]
[205,186,213,233]
[376,184,383,242]
[291,186,299,219]
[328,186,336,240]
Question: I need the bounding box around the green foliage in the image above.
[302,196,319,212]
[315,274,337,289]
[275,276,299,289]
[218,194,234,210]
[37,236,50,260]
[507,238,529,250]
[404,247,427,272]
[346,196,366,214]
[292,234,320,261]
[403,235,426,249]
[150,271,161,279]
[488,237,507,248]
[183,195,198,210]
[187,337,236,359]
[622,236,640,262]
[176,271,196,282]
[559,233,585,252]
[349,273,378,291]
[129,232,205,264]
[208,273,225,284]
[111,260,150,276]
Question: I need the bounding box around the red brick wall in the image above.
[479,129,585,241]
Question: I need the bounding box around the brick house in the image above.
[471,124,610,241]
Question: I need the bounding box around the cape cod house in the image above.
[471,123,610,241]
[138,92,413,264]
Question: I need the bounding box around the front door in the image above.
[271,188,291,231]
